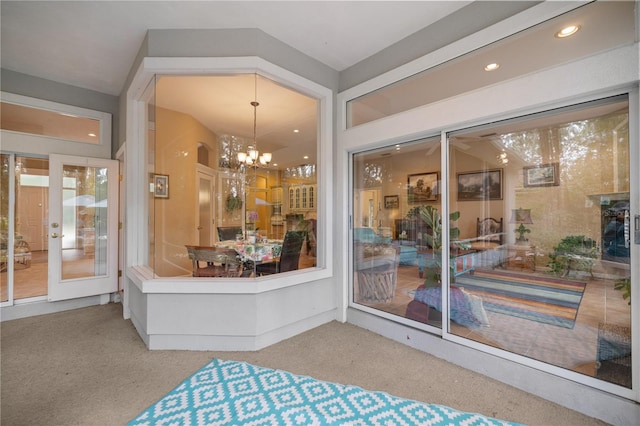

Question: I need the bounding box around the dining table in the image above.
[214,239,284,264]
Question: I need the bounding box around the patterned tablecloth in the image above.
[215,240,283,263]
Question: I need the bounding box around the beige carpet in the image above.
[0,303,608,426]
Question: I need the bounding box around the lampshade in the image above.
[510,208,533,224]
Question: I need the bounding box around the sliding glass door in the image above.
[446,95,633,389]
[351,94,635,394]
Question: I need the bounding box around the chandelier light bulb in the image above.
[248,148,259,161]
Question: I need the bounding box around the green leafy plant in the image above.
[225,194,243,213]
[614,277,631,305]
[547,235,598,276]
[408,205,468,286]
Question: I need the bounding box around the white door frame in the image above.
[48,154,119,301]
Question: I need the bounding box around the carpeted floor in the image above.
[1,303,609,426]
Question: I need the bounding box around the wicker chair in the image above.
[185,245,243,277]
[354,243,401,303]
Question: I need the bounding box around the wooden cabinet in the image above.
[288,184,316,212]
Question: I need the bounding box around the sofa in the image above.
[354,227,417,265]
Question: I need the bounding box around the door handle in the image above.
[197,226,203,230]
[51,233,62,238]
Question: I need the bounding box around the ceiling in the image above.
[1,1,477,96]
[2,1,634,170]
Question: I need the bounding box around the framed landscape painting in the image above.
[384,195,399,209]
[407,172,439,203]
[523,163,560,187]
[457,169,502,201]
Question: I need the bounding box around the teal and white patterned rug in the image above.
[127,358,522,425]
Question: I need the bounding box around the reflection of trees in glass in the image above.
[501,111,628,194]
[362,163,383,188]
[218,135,247,169]
[499,107,629,246]
[284,164,316,180]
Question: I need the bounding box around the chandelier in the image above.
[237,100,272,167]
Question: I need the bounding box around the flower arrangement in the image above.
[247,211,259,232]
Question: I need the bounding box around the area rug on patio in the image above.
[127,358,521,426]
[455,269,586,329]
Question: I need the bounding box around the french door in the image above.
[48,154,119,301]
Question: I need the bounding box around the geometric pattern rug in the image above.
[455,269,586,329]
[127,358,522,426]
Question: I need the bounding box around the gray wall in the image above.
[339,1,540,91]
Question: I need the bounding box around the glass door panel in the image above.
[447,95,632,389]
[1,153,11,303]
[60,164,108,280]
[351,139,441,323]
[49,154,118,301]
[1,154,49,303]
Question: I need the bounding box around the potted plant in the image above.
[408,205,467,287]
[614,277,631,305]
[547,235,598,277]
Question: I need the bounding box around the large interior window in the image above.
[352,95,632,390]
[147,74,319,278]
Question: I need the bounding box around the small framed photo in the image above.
[457,169,503,201]
[384,195,399,209]
[523,163,560,187]
[407,172,439,203]
[154,174,169,198]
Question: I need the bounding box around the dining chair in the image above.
[255,230,306,275]
[185,245,243,277]
[217,226,242,241]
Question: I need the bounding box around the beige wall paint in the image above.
[154,106,217,276]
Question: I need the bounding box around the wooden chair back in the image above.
[185,245,243,277]
[256,230,306,275]
[476,217,503,244]
[217,227,242,241]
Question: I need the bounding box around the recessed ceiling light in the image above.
[555,25,580,38]
[88,133,97,137]
[484,63,500,72]
[303,155,309,160]
[293,129,299,133]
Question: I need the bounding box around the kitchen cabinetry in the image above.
[288,184,316,212]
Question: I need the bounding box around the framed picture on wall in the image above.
[407,172,439,203]
[384,195,399,209]
[457,169,502,201]
[154,174,169,198]
[523,163,560,187]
